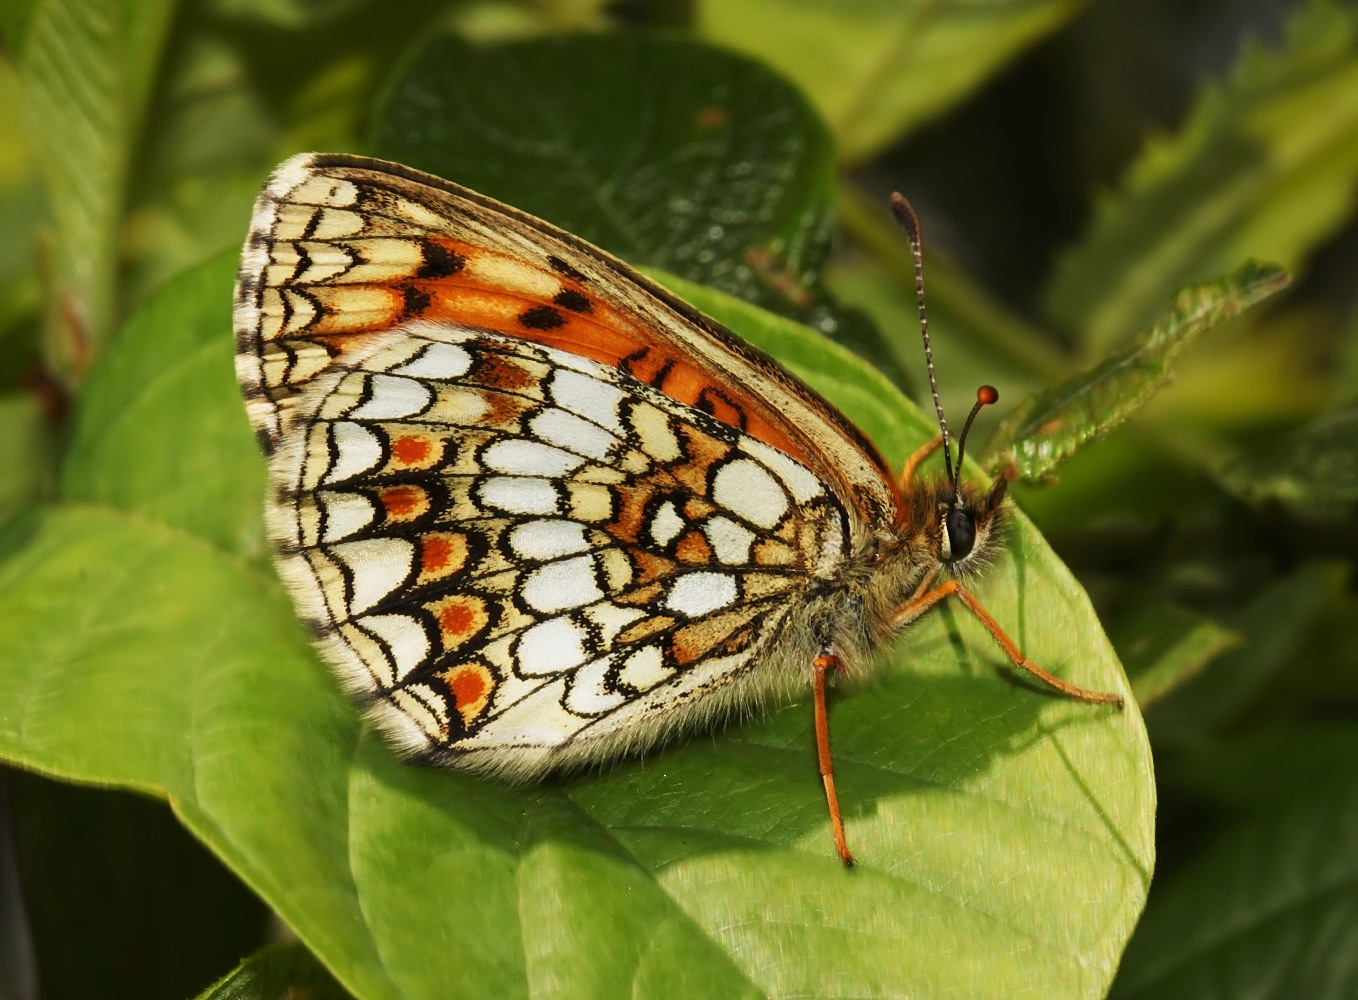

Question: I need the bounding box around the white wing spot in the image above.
[482,439,585,477]
[531,408,616,460]
[318,491,376,542]
[617,645,672,693]
[628,402,681,462]
[508,520,589,561]
[522,555,604,613]
[359,613,430,681]
[650,500,685,547]
[565,656,627,715]
[712,459,787,529]
[479,477,560,516]
[392,342,473,380]
[516,617,590,676]
[551,369,625,432]
[666,572,738,617]
[739,438,824,502]
[330,538,414,615]
[326,422,384,483]
[460,678,588,746]
[704,516,756,564]
[348,374,433,420]
[582,602,645,643]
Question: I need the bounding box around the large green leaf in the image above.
[1048,0,1358,355]
[696,0,1082,163]
[17,0,177,380]
[0,259,1153,997]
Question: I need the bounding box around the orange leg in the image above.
[900,434,944,491]
[890,581,1123,706]
[813,653,854,867]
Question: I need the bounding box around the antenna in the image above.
[890,193,954,488]
[954,385,999,497]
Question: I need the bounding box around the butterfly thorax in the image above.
[803,473,1009,676]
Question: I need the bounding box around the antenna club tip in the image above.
[977,385,999,405]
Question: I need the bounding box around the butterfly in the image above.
[234,153,1123,866]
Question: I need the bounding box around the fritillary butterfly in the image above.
[233,154,1123,866]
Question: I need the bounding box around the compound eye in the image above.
[944,508,975,561]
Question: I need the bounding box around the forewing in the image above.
[234,153,899,530]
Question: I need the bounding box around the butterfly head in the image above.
[935,385,1006,571]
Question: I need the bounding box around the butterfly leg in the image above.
[813,651,855,867]
[890,581,1124,706]
[899,434,945,491]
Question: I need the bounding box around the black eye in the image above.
[945,508,975,561]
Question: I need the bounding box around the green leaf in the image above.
[8,770,269,1000]
[195,942,349,1000]
[1222,406,1358,504]
[1110,773,1358,999]
[1049,0,1358,355]
[1108,600,1243,709]
[987,262,1289,482]
[370,33,839,323]
[17,0,177,380]
[0,258,1153,997]
[696,0,1082,162]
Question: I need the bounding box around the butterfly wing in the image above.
[234,154,895,775]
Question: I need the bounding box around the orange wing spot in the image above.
[440,663,493,725]
[616,582,665,607]
[379,484,428,520]
[682,497,716,521]
[398,247,817,464]
[675,530,713,564]
[389,432,440,469]
[616,615,677,645]
[427,594,490,648]
[418,532,469,582]
[628,550,675,587]
[473,354,537,393]
[671,608,760,665]
[607,485,655,545]
[669,426,729,494]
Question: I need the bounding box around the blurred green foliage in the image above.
[0,0,1355,997]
